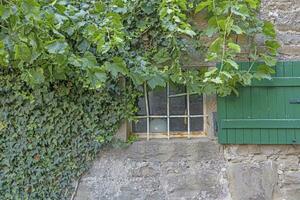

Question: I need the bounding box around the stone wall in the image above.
[224,145,300,200]
[75,141,300,200]
[75,139,229,200]
[260,0,300,60]
[75,0,300,199]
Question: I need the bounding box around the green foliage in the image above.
[193,0,280,96]
[0,0,280,199]
[0,0,279,96]
[0,73,136,199]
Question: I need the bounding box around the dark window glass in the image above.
[150,118,167,133]
[132,119,147,133]
[190,94,203,115]
[190,117,204,131]
[170,96,186,115]
[170,118,187,132]
[149,87,167,115]
[169,83,186,95]
[136,96,146,116]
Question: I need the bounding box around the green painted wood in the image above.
[242,87,252,143]
[251,77,300,87]
[222,119,300,128]
[217,61,300,144]
[217,95,227,143]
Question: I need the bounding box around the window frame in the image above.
[132,83,208,140]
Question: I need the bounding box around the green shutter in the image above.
[218,61,300,144]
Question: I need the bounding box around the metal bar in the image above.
[190,115,208,118]
[187,92,190,139]
[134,115,208,119]
[135,116,167,118]
[135,131,206,139]
[167,83,170,140]
[144,83,150,141]
[168,92,197,98]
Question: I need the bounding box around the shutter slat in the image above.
[222,119,300,129]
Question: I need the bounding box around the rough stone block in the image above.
[227,161,278,200]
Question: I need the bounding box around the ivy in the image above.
[0,0,280,199]
[0,73,137,199]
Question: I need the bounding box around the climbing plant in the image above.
[0,0,279,199]
[0,0,279,95]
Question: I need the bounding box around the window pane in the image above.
[190,117,204,131]
[149,87,167,115]
[136,96,146,116]
[190,94,203,115]
[170,96,186,115]
[170,118,187,132]
[136,86,146,116]
[150,118,167,133]
[169,83,186,95]
[132,118,147,133]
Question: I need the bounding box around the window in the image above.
[132,83,207,140]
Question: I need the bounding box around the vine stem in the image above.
[0,24,8,30]
[220,10,233,73]
[247,47,258,73]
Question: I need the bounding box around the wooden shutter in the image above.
[218,61,300,144]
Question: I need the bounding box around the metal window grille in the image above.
[133,83,207,140]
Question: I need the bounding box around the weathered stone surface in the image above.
[75,139,228,200]
[227,161,278,200]
[260,0,300,59]
[281,171,300,200]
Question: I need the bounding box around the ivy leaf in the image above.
[148,75,166,89]
[203,26,218,37]
[141,2,156,14]
[241,72,253,85]
[195,1,210,13]
[45,40,68,54]
[22,0,40,16]
[93,2,105,13]
[211,77,223,84]
[153,49,171,64]
[105,57,128,77]
[253,64,275,80]
[265,40,281,55]
[262,54,277,66]
[263,21,276,38]
[23,68,45,86]
[204,67,218,77]
[14,44,31,62]
[220,71,232,79]
[209,38,223,52]
[226,59,239,69]
[231,5,250,20]
[88,68,107,88]
[0,5,11,20]
[179,29,196,37]
[0,41,9,66]
[245,0,259,9]
[231,25,244,34]
[94,71,107,82]
[228,42,241,53]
